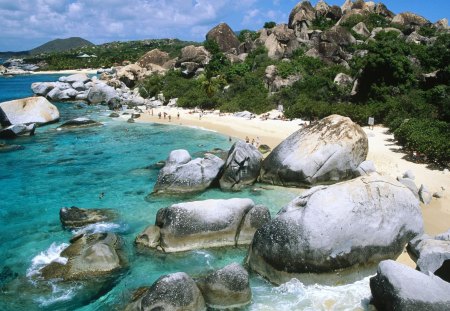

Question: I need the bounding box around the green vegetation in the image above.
[30,37,94,55]
[263,21,276,29]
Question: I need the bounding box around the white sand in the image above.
[32,69,99,75]
[137,107,450,266]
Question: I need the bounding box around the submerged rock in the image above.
[59,206,116,229]
[197,263,252,309]
[153,149,224,195]
[0,123,36,139]
[0,96,59,126]
[370,260,450,311]
[136,198,270,252]
[0,143,25,153]
[58,117,102,129]
[219,141,263,191]
[247,174,423,284]
[260,115,368,187]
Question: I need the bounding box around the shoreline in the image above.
[136,107,450,241]
[31,68,99,75]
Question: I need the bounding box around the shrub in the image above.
[264,21,276,29]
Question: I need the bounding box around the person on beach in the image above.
[256,136,260,147]
[158,112,161,119]
[245,136,250,143]
[168,115,171,122]
[199,113,202,120]
[177,112,180,119]
[251,138,255,146]
[163,112,167,119]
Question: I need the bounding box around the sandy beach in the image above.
[137,107,450,248]
[31,68,99,75]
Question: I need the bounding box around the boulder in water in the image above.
[247,174,423,284]
[0,123,36,139]
[59,206,116,229]
[0,96,59,126]
[58,117,102,129]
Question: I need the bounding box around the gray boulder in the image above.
[397,177,419,199]
[355,160,376,176]
[47,87,78,101]
[39,233,126,281]
[137,48,170,68]
[288,1,316,35]
[116,64,144,88]
[153,149,224,195]
[219,141,263,191]
[264,24,299,60]
[125,272,206,311]
[419,184,432,205]
[370,260,450,311]
[407,233,450,282]
[247,174,423,284]
[0,96,59,126]
[138,198,270,252]
[31,82,56,96]
[59,207,116,229]
[352,22,370,38]
[0,123,36,139]
[58,117,102,129]
[260,115,368,187]
[87,82,119,105]
[321,26,356,46]
[178,45,211,65]
[59,73,90,84]
[206,23,240,53]
[197,263,251,309]
[392,12,430,27]
[333,72,353,87]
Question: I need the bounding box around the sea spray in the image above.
[72,222,125,236]
[27,242,69,278]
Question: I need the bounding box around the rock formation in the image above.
[206,23,241,53]
[59,207,116,229]
[0,97,59,126]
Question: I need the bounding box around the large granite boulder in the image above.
[177,45,211,65]
[246,174,423,284]
[260,115,368,187]
[375,2,394,18]
[219,141,263,191]
[0,97,59,126]
[116,64,145,88]
[197,263,252,309]
[31,82,56,96]
[87,82,119,105]
[352,22,370,38]
[392,12,430,27]
[125,273,206,311]
[136,198,270,252]
[315,0,330,17]
[264,24,299,60]
[153,149,224,195]
[206,23,240,53]
[39,233,126,281]
[58,117,102,129]
[137,49,170,68]
[288,1,316,35]
[321,26,356,46]
[59,73,90,84]
[407,233,450,282]
[60,207,116,229]
[0,123,36,139]
[370,260,450,311]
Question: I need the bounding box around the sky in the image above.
[0,0,449,51]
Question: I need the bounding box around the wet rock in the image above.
[0,143,25,153]
[219,141,263,191]
[153,149,224,195]
[139,198,270,252]
[125,272,206,311]
[247,174,423,284]
[59,206,116,229]
[260,115,368,187]
[370,260,450,311]
[109,112,120,118]
[197,263,251,309]
[0,123,36,139]
[58,117,102,129]
[0,96,59,126]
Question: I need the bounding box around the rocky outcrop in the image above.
[392,12,430,27]
[153,149,224,195]
[116,64,145,88]
[260,115,368,187]
[0,123,36,139]
[352,22,370,38]
[125,273,206,311]
[321,25,356,46]
[374,3,394,18]
[206,23,240,53]
[39,233,126,281]
[137,49,170,68]
[87,81,120,106]
[265,24,300,60]
[59,207,116,229]
[247,174,423,284]
[370,260,450,311]
[407,233,450,282]
[58,117,102,129]
[197,263,252,309]
[0,97,59,126]
[177,45,211,65]
[264,64,301,92]
[136,198,270,252]
[288,1,316,36]
[333,72,353,87]
[219,141,263,191]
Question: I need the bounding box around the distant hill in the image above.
[29,37,94,55]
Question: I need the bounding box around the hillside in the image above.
[29,37,94,55]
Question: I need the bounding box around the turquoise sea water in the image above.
[0,75,372,310]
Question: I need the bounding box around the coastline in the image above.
[31,68,99,75]
[137,107,450,245]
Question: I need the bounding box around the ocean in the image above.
[0,74,372,310]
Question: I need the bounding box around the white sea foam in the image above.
[251,276,373,311]
[71,222,123,235]
[27,242,69,278]
[36,282,82,307]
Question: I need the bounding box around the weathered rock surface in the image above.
[0,97,59,126]
[0,143,25,153]
[153,149,224,195]
[59,207,116,229]
[137,49,170,68]
[87,81,120,105]
[206,23,240,53]
[288,1,316,35]
[352,22,370,38]
[116,64,144,88]
[392,12,430,27]
[58,117,102,129]
[321,26,356,46]
[355,160,376,176]
[125,273,206,311]
[407,233,450,282]
[219,141,263,191]
[247,174,423,284]
[260,115,368,187]
[0,123,36,138]
[370,260,450,311]
[264,24,299,60]
[138,198,270,252]
[40,233,125,281]
[197,263,251,309]
[59,73,90,84]
[178,45,211,65]
[333,72,353,87]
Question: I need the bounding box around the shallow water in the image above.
[0,75,372,310]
